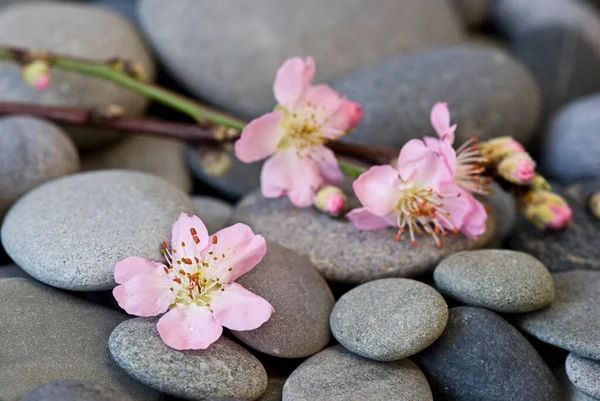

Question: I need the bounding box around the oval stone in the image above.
[556,365,599,401]
[233,242,334,358]
[1,170,196,291]
[283,345,433,401]
[434,250,555,313]
[109,317,268,401]
[193,196,234,235]
[258,377,285,401]
[330,278,448,361]
[20,380,134,401]
[566,353,600,399]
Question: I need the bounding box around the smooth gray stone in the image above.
[20,380,134,401]
[414,306,561,401]
[0,116,79,217]
[567,353,600,399]
[330,278,448,361]
[192,196,234,234]
[518,271,600,359]
[557,365,600,401]
[231,190,496,284]
[109,317,268,401]
[491,0,600,119]
[542,94,600,183]
[485,182,517,240]
[258,377,285,401]
[138,0,463,118]
[434,250,555,313]
[452,0,490,27]
[90,0,138,23]
[82,134,192,193]
[0,278,158,401]
[1,170,196,291]
[0,1,155,150]
[233,242,334,358]
[282,345,433,401]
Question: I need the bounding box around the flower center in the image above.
[454,138,492,195]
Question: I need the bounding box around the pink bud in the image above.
[498,152,536,185]
[343,101,363,130]
[325,193,346,214]
[314,185,347,216]
[514,158,535,183]
[35,75,50,91]
[480,136,526,163]
[546,204,573,230]
[21,60,50,91]
[521,190,572,230]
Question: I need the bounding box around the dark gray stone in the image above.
[452,0,490,27]
[491,0,600,119]
[109,317,268,400]
[0,278,158,401]
[193,196,234,234]
[282,345,433,401]
[413,306,561,401]
[20,380,134,401]
[0,264,29,278]
[0,116,79,217]
[233,242,334,358]
[138,0,463,118]
[542,94,600,183]
[509,180,600,272]
[434,250,555,313]
[1,170,196,291]
[567,353,600,399]
[485,182,517,240]
[258,377,285,401]
[330,278,448,361]
[518,271,600,359]
[0,1,155,150]
[231,190,496,284]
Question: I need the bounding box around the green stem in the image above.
[339,160,366,178]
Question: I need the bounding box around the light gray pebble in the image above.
[567,353,600,399]
[193,196,234,234]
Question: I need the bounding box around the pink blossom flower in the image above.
[498,152,536,185]
[113,213,273,350]
[235,57,363,207]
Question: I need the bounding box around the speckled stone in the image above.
[82,134,192,193]
[233,242,334,358]
[434,250,555,313]
[0,116,79,217]
[283,345,433,401]
[484,182,517,240]
[567,353,600,399]
[452,0,490,27]
[414,306,561,401]
[193,196,234,234]
[258,377,285,401]
[518,271,600,359]
[231,190,495,284]
[510,180,600,272]
[109,317,268,400]
[20,380,134,401]
[330,278,448,361]
[0,278,159,401]
[1,170,195,291]
[557,365,600,401]
[0,1,155,150]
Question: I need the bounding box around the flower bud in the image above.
[530,174,551,191]
[521,190,572,230]
[199,150,233,177]
[498,152,535,185]
[588,191,600,220]
[479,136,525,163]
[314,185,347,216]
[21,60,50,91]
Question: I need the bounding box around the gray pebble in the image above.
[330,278,448,361]
[0,116,79,217]
[556,365,600,401]
[0,278,158,400]
[1,170,196,291]
[258,377,285,401]
[434,250,555,313]
[282,345,433,401]
[109,317,268,400]
[452,0,490,27]
[233,242,334,358]
[193,196,234,234]
[485,182,517,240]
[0,264,29,279]
[567,353,600,399]
[20,380,134,401]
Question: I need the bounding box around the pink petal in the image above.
[273,57,315,111]
[171,213,210,261]
[112,257,174,317]
[299,84,362,135]
[459,192,487,239]
[352,165,401,217]
[347,207,395,230]
[436,184,473,232]
[288,156,324,207]
[235,111,285,163]
[409,145,455,187]
[157,304,223,350]
[211,283,274,331]
[397,139,430,181]
[430,102,454,142]
[424,136,457,178]
[313,146,343,185]
[201,223,267,283]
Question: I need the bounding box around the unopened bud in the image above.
[498,152,535,185]
[588,192,600,220]
[314,185,347,216]
[107,58,147,81]
[22,60,50,91]
[199,150,233,177]
[479,136,525,163]
[531,174,551,191]
[521,190,572,230]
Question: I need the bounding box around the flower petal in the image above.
[171,213,210,261]
[201,223,267,283]
[430,102,453,140]
[157,304,223,350]
[234,111,285,163]
[273,57,315,111]
[211,283,274,331]
[424,136,457,178]
[460,192,487,239]
[397,139,430,181]
[353,165,401,216]
[313,146,343,185]
[347,207,395,230]
[114,256,158,284]
[435,185,474,232]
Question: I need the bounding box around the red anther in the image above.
[194,256,200,263]
[434,226,440,235]
[161,241,168,249]
[438,194,444,199]
[411,240,418,247]
[471,137,479,142]
[212,236,218,245]
[173,277,181,284]
[453,228,459,233]
[188,283,195,290]
[395,233,401,241]
[185,258,193,265]
[470,145,478,151]
[435,241,442,249]
[484,206,491,213]
[163,266,169,274]
[178,269,185,275]
[188,293,194,300]
[193,235,200,244]
[190,227,197,235]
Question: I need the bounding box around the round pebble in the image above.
[567,353,600,399]
[556,365,599,401]
[258,377,285,401]
[109,317,268,400]
[330,278,448,361]
[282,345,433,401]
[192,196,234,234]
[434,250,555,313]
[20,380,134,401]
[1,170,196,291]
